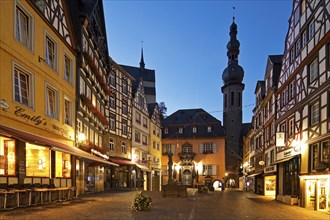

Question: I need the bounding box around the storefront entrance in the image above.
[264,176,276,198]
[304,177,329,211]
[182,170,192,185]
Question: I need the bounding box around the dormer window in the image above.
[193,127,197,133]
[179,127,183,133]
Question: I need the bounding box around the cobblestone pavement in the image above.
[0,188,329,220]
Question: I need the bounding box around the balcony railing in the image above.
[178,152,196,160]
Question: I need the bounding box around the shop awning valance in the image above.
[0,124,118,167]
[136,163,151,172]
[109,157,136,166]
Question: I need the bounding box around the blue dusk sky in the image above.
[103,0,293,123]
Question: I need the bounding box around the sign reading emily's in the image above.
[15,106,47,126]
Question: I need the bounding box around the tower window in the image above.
[224,94,228,108]
[231,91,234,106]
[238,92,241,106]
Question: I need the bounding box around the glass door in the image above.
[306,180,316,209]
[317,179,328,211]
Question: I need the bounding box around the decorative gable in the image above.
[31,0,72,46]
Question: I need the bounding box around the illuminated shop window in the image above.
[26,143,50,177]
[0,137,16,175]
[55,152,71,178]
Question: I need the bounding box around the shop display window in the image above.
[0,136,16,176]
[26,143,50,177]
[55,151,71,178]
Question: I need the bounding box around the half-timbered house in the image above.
[106,58,135,189]
[262,55,283,198]
[275,0,330,211]
[67,0,118,195]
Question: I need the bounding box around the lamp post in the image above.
[168,152,173,184]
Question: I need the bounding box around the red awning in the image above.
[109,157,136,166]
[0,124,118,167]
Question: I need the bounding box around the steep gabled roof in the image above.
[162,108,225,139]
[147,103,158,117]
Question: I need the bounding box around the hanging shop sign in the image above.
[276,132,285,147]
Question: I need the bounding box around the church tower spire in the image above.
[221,17,245,188]
[139,47,145,70]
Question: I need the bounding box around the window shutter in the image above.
[199,144,204,153]
[212,165,217,175]
[212,143,217,153]
[171,144,176,154]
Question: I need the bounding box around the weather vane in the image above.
[233,6,235,20]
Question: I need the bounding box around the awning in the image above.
[109,157,136,166]
[0,124,118,167]
[247,172,263,177]
[136,163,151,172]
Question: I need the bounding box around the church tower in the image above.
[221,17,245,187]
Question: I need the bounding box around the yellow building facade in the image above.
[148,103,162,191]
[0,0,76,187]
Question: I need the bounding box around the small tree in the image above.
[158,102,167,121]
[131,191,152,211]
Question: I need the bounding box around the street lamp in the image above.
[259,161,265,166]
[77,132,86,146]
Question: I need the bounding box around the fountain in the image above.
[161,152,187,197]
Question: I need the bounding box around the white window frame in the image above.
[143,117,148,128]
[193,127,197,133]
[45,32,58,71]
[288,117,295,137]
[202,165,213,176]
[309,58,318,83]
[288,81,295,100]
[121,142,127,154]
[135,131,141,143]
[45,83,59,119]
[110,72,115,86]
[179,127,183,134]
[64,52,73,84]
[308,21,315,40]
[109,114,115,131]
[122,122,127,135]
[77,119,82,133]
[311,102,320,125]
[207,126,212,132]
[122,102,128,115]
[79,76,85,95]
[64,95,73,126]
[13,63,34,108]
[142,135,147,145]
[110,95,115,109]
[15,1,34,50]
[109,138,115,152]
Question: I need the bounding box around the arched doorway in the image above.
[213,179,224,191]
[182,170,192,185]
[226,178,236,188]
